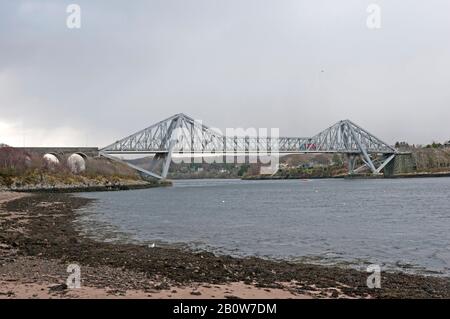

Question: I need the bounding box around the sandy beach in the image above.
[0,191,449,299]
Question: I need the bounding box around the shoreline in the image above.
[243,171,450,180]
[1,180,172,194]
[1,191,449,299]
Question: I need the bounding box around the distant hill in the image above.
[126,147,450,178]
[126,156,260,179]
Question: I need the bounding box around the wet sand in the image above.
[0,192,449,299]
[0,192,29,204]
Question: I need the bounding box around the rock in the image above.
[154,282,170,290]
[48,284,68,292]
[190,291,202,296]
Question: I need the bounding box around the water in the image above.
[77,178,450,276]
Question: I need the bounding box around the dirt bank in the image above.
[1,192,449,299]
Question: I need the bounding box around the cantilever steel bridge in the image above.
[100,113,399,180]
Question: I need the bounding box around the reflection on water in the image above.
[77,178,450,276]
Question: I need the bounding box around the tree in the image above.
[0,147,29,173]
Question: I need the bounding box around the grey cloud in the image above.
[0,0,449,146]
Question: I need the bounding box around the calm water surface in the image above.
[77,178,450,276]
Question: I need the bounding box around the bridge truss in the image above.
[100,113,398,179]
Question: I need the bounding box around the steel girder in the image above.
[100,113,398,179]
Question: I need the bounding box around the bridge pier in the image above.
[383,153,414,177]
[346,153,397,176]
[347,154,357,174]
[145,153,172,180]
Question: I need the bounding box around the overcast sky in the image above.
[1,0,449,147]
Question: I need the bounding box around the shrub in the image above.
[0,147,30,174]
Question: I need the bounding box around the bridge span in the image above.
[100,113,402,180]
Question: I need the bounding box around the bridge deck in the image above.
[16,147,99,156]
